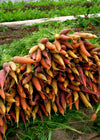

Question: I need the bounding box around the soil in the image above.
[0,24,100,46]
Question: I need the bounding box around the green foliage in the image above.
[6,109,89,140]
[0,0,99,22]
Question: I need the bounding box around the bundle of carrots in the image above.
[0,28,99,139]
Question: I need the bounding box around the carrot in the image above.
[36,48,41,62]
[17,82,26,98]
[52,102,58,114]
[3,62,11,73]
[0,89,5,99]
[9,71,18,84]
[30,52,36,60]
[15,106,20,127]
[26,64,31,73]
[21,98,27,110]
[79,40,91,57]
[13,56,35,64]
[74,98,79,110]
[61,45,66,50]
[8,61,17,71]
[60,34,71,40]
[39,91,45,100]
[54,40,61,51]
[20,64,26,71]
[46,41,56,50]
[0,107,4,115]
[68,34,80,40]
[0,69,6,90]
[38,43,45,51]
[10,111,16,122]
[72,43,80,49]
[60,29,71,35]
[0,133,3,140]
[77,66,86,87]
[60,49,67,55]
[92,95,98,103]
[45,69,53,78]
[60,92,66,110]
[54,34,60,39]
[53,54,65,67]
[69,84,80,91]
[91,113,97,121]
[32,76,41,91]
[0,99,6,114]
[35,73,47,81]
[46,74,52,85]
[40,57,50,69]
[68,73,74,81]
[15,95,20,107]
[22,73,32,85]
[56,94,64,115]
[60,40,72,49]
[29,45,38,54]
[52,79,58,95]
[68,95,73,110]
[40,38,48,44]
[38,109,43,121]
[48,92,53,99]
[67,50,78,58]
[45,100,51,116]
[0,117,3,127]
[40,104,48,117]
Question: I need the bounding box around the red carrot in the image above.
[40,38,48,44]
[60,92,66,110]
[38,109,43,121]
[3,62,11,73]
[60,29,71,35]
[60,34,71,40]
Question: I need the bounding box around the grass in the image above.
[6,108,91,140]
[0,0,100,22]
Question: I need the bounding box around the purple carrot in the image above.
[61,45,66,50]
[34,94,40,103]
[0,69,6,89]
[33,62,39,67]
[58,82,71,93]
[20,110,27,129]
[38,109,43,121]
[62,56,70,65]
[42,50,49,58]
[81,86,96,95]
[92,48,100,53]
[60,29,71,35]
[74,76,82,84]
[39,79,45,89]
[77,66,86,87]
[35,66,42,73]
[86,77,92,89]
[60,92,66,110]
[60,34,71,40]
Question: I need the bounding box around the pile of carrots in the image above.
[0,28,99,139]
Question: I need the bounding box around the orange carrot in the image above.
[17,82,26,98]
[74,98,79,110]
[13,56,35,64]
[68,73,74,81]
[39,92,45,100]
[69,95,73,110]
[20,98,27,110]
[79,40,91,57]
[0,89,5,99]
[40,58,50,69]
[36,48,42,62]
[32,76,41,91]
[69,84,80,91]
[0,133,3,140]
[91,113,97,121]
[20,64,26,71]
[60,49,67,55]
[54,40,61,51]
[22,73,32,85]
[92,95,98,103]
[46,42,56,50]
